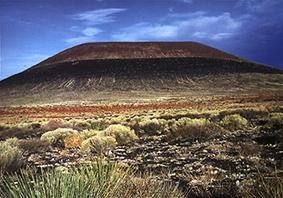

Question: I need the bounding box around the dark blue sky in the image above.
[0,0,283,80]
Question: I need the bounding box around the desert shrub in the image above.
[0,127,38,140]
[64,134,83,148]
[268,113,283,126]
[177,117,209,127]
[81,136,117,156]
[42,119,70,131]
[166,118,224,142]
[0,138,23,172]
[110,116,126,124]
[139,118,162,134]
[238,141,262,157]
[0,124,10,131]
[89,118,108,130]
[40,128,79,147]
[220,114,248,130]
[69,119,91,130]
[239,107,269,120]
[30,122,41,130]
[18,138,50,153]
[104,124,138,145]
[80,129,100,139]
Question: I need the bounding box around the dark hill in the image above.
[38,42,240,66]
[0,42,282,105]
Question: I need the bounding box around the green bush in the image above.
[268,113,283,125]
[81,136,117,156]
[104,124,138,145]
[80,129,100,140]
[89,118,107,130]
[220,114,248,130]
[166,118,224,142]
[139,118,162,134]
[40,128,80,147]
[0,138,23,172]
[69,119,91,130]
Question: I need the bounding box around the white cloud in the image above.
[72,8,126,25]
[236,0,283,13]
[177,0,193,3]
[65,36,95,45]
[82,27,102,36]
[112,23,178,41]
[112,12,243,41]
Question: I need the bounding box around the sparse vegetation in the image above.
[166,118,224,141]
[0,138,23,172]
[40,128,80,147]
[80,129,100,139]
[220,114,248,130]
[64,133,83,148]
[118,175,184,197]
[139,118,162,134]
[0,161,130,198]
[81,136,117,155]
[18,138,50,153]
[268,112,283,125]
[104,124,138,145]
[43,119,70,131]
[242,173,283,198]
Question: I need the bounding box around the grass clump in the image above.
[118,175,185,198]
[220,114,248,130]
[89,118,107,130]
[81,136,117,156]
[0,160,184,198]
[139,118,162,134]
[64,134,83,148]
[42,119,70,131]
[268,113,283,126]
[0,161,130,198]
[104,124,138,145]
[18,138,50,153]
[80,129,100,140]
[166,118,224,142]
[0,138,23,172]
[69,119,91,130]
[40,128,80,147]
[242,173,283,198]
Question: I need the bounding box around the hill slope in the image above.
[0,42,282,105]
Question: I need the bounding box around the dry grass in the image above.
[0,138,23,173]
[104,124,138,145]
[166,120,225,142]
[18,138,50,153]
[81,136,117,156]
[242,172,283,198]
[118,174,185,198]
[64,134,83,148]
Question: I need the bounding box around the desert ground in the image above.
[0,93,283,197]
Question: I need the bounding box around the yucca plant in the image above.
[0,160,131,198]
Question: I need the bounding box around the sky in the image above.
[0,0,283,80]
